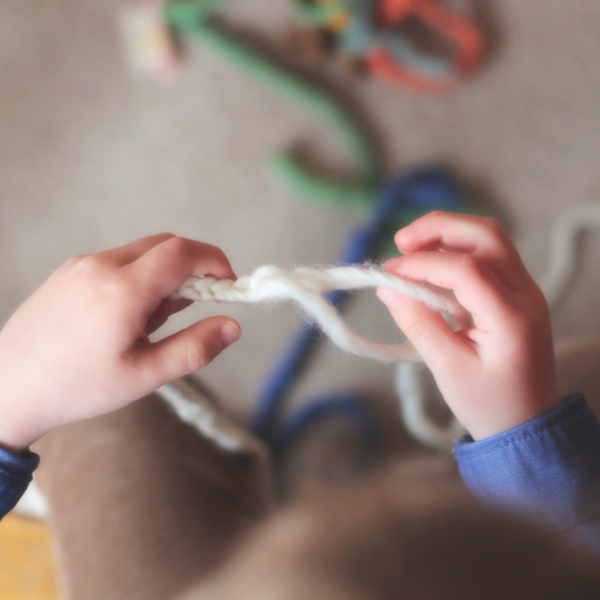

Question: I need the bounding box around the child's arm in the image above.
[377,210,559,440]
[0,234,241,454]
[379,212,600,550]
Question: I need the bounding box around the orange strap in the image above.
[367,0,485,91]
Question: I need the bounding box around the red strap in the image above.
[367,0,485,91]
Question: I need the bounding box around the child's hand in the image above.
[377,212,558,440]
[0,234,241,452]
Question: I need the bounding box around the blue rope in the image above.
[272,394,381,461]
[251,166,466,458]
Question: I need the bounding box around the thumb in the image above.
[377,288,466,370]
[135,316,241,386]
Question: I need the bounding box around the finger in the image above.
[98,233,176,266]
[132,316,241,387]
[145,298,194,335]
[384,251,517,332]
[376,289,475,370]
[394,212,531,292]
[128,236,236,299]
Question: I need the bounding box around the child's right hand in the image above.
[377,211,558,441]
[0,234,241,453]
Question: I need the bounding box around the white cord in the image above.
[395,364,466,450]
[539,202,600,309]
[174,265,470,364]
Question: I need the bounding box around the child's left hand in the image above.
[0,234,241,452]
[378,212,558,440]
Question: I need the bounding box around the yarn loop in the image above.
[173,265,469,363]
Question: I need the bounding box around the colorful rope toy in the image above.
[122,0,485,205]
[162,0,380,206]
[292,0,485,90]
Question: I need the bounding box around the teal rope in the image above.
[165,1,379,205]
[293,0,366,27]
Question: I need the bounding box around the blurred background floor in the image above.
[0,514,60,600]
[1,0,600,434]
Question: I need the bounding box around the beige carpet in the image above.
[1,0,600,428]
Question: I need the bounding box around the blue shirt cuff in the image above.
[0,446,40,520]
[454,393,600,531]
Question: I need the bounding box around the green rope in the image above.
[164,0,379,206]
[165,0,233,25]
[267,154,374,208]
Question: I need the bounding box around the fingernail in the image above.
[376,288,398,307]
[220,322,241,348]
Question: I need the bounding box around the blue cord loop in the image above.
[252,166,466,461]
[273,394,381,462]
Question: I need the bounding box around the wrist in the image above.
[469,394,561,441]
[0,403,39,454]
[0,430,30,454]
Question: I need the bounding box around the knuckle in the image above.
[196,241,227,264]
[429,210,446,219]
[421,210,442,219]
[458,253,481,276]
[151,233,177,249]
[159,237,230,267]
[64,254,89,267]
[61,254,97,274]
[208,243,227,262]
[99,274,130,305]
[78,255,127,291]
[401,312,429,343]
[482,217,506,239]
[186,342,211,372]
[62,254,130,304]
[164,236,191,257]
[420,210,446,225]
[68,253,104,276]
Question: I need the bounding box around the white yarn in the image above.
[174,265,471,363]
[539,202,600,308]
[156,378,268,457]
[395,363,466,450]
[157,381,244,452]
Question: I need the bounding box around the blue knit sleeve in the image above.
[454,393,600,550]
[0,446,40,520]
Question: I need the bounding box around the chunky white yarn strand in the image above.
[174,265,470,364]
[539,202,600,309]
[395,364,466,450]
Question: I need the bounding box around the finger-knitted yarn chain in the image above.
[173,265,469,363]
